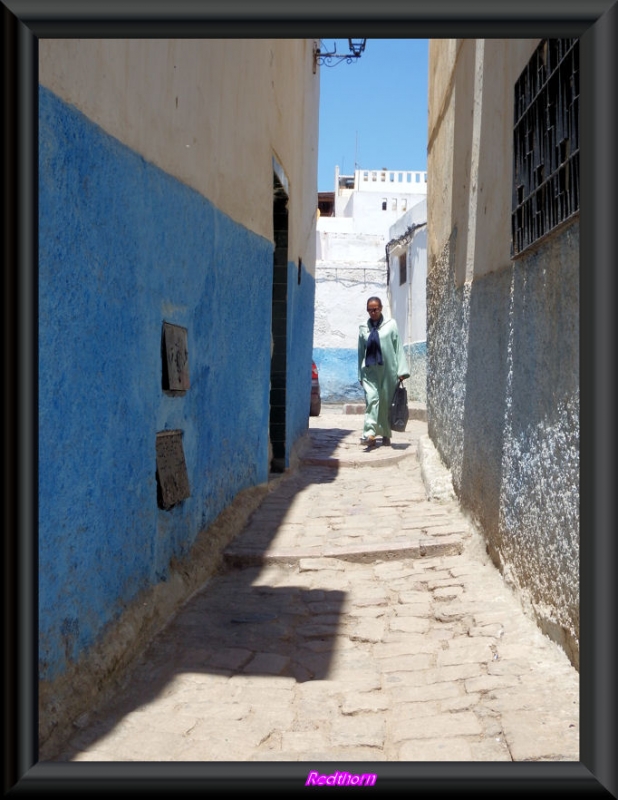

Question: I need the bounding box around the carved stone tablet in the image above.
[162,322,190,391]
[156,430,190,509]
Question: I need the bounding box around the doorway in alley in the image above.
[270,173,288,473]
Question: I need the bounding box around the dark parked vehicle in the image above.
[310,361,321,416]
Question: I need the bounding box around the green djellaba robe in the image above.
[358,315,410,438]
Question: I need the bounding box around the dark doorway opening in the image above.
[270,174,289,473]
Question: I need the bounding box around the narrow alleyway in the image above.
[44,407,579,765]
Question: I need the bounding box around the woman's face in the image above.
[367,302,382,318]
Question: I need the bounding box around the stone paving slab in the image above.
[222,412,468,569]
[42,407,580,767]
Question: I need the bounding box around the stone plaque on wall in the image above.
[162,322,190,392]
[156,429,190,509]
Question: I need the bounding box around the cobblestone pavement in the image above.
[48,407,579,765]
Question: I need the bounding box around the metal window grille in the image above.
[512,39,579,256]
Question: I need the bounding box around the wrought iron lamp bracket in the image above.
[313,39,367,73]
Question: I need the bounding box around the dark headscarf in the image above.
[365,316,383,366]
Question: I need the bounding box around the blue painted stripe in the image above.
[39,87,309,679]
[313,342,427,403]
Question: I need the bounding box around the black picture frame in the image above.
[4,0,616,795]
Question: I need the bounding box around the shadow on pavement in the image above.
[55,568,347,760]
[51,421,357,761]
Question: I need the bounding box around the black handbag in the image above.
[389,381,409,432]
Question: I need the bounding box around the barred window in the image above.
[512,39,579,256]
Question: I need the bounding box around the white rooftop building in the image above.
[319,166,427,236]
[314,167,427,403]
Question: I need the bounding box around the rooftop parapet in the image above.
[337,168,427,194]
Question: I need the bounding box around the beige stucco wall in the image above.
[428,39,538,284]
[39,39,319,272]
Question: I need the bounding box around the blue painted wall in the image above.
[313,343,427,404]
[286,263,316,458]
[312,348,364,403]
[38,88,311,681]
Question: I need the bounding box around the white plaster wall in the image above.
[387,250,408,341]
[334,191,354,217]
[388,200,427,345]
[389,199,427,239]
[314,270,390,349]
[315,189,393,345]
[39,39,320,269]
[316,230,387,263]
[346,192,427,234]
[317,193,427,263]
[409,228,428,343]
[334,190,426,233]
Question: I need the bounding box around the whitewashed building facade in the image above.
[386,199,428,402]
[314,167,427,402]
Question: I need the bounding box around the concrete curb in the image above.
[417,433,456,502]
[300,447,414,468]
[223,534,465,569]
[342,402,427,422]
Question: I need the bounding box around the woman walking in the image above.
[358,296,409,448]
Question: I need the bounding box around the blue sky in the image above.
[317,38,429,193]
